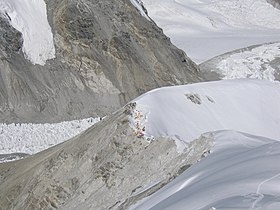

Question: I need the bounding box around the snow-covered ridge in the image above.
[130,79,280,151]
[0,0,55,65]
[142,0,280,63]
[131,130,280,210]
[0,117,100,156]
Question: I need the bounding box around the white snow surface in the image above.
[131,130,280,210]
[130,79,280,152]
[0,0,56,65]
[217,42,280,81]
[141,0,280,63]
[0,117,100,155]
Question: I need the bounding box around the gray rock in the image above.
[0,103,213,210]
[0,0,203,123]
[266,0,280,9]
[0,14,23,57]
[0,153,29,163]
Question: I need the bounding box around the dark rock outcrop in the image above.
[0,14,23,56]
[267,0,280,9]
[0,0,203,123]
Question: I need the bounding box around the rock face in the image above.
[0,103,213,210]
[267,0,280,9]
[0,0,202,123]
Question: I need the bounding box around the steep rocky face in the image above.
[267,0,280,9]
[0,103,213,210]
[0,0,202,123]
[0,15,23,56]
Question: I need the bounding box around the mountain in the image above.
[0,0,202,123]
[1,1,280,209]
[199,42,280,81]
[0,79,279,209]
[141,0,280,63]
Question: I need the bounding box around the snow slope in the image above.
[131,130,280,210]
[130,79,280,151]
[0,0,55,65]
[0,117,100,156]
[141,0,280,63]
[200,42,280,81]
[129,79,280,209]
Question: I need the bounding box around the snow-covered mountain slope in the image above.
[131,130,280,210]
[130,79,280,151]
[0,117,100,157]
[128,79,280,209]
[200,42,280,81]
[142,0,280,63]
[0,0,55,65]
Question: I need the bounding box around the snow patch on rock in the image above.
[0,0,56,65]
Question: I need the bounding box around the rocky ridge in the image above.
[0,103,213,209]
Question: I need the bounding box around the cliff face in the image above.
[0,0,202,123]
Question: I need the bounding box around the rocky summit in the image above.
[0,0,202,123]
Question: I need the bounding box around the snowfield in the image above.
[141,0,280,63]
[131,130,280,210]
[130,79,280,152]
[200,42,280,81]
[0,117,99,157]
[0,0,55,65]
